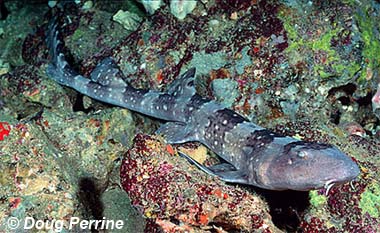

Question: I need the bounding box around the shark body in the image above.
[46,19,360,191]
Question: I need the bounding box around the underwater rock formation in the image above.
[140,0,162,15]
[140,0,197,20]
[112,9,142,31]
[120,134,280,232]
[170,0,197,20]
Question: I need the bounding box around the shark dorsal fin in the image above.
[90,57,127,87]
[167,68,196,98]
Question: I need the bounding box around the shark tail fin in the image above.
[45,16,80,86]
[46,16,60,65]
[46,17,128,90]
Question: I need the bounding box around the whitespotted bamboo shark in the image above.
[45,18,360,191]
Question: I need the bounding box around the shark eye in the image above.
[298,150,308,158]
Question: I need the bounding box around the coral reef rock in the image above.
[120,134,280,232]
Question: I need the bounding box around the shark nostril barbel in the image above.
[324,179,336,196]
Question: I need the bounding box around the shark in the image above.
[45,18,360,191]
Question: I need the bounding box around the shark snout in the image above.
[335,158,360,183]
[318,146,360,186]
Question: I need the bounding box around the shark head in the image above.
[256,141,360,191]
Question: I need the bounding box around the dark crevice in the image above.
[356,91,373,106]
[330,109,341,125]
[72,93,85,112]
[16,114,23,121]
[131,0,150,15]
[328,83,357,97]
[337,96,351,106]
[169,217,180,225]
[0,1,9,20]
[72,93,93,113]
[252,187,310,232]
[77,177,104,233]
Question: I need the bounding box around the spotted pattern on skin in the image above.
[86,81,110,97]
[152,94,177,112]
[203,108,248,151]
[168,68,196,98]
[243,129,283,155]
[248,129,283,145]
[124,87,149,100]
[184,95,211,117]
[90,58,126,87]
[46,54,79,86]
[172,83,185,97]
[282,141,332,155]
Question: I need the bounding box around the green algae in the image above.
[354,6,380,83]
[359,183,380,218]
[309,190,327,208]
[278,8,305,65]
[278,7,361,80]
[310,29,339,57]
[70,28,85,42]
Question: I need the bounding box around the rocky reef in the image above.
[0,0,380,232]
[120,134,278,232]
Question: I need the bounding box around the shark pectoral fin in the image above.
[156,122,197,144]
[208,163,248,183]
[178,151,219,177]
[211,170,249,183]
[179,151,248,183]
[90,57,127,87]
[167,68,196,98]
[208,162,237,173]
